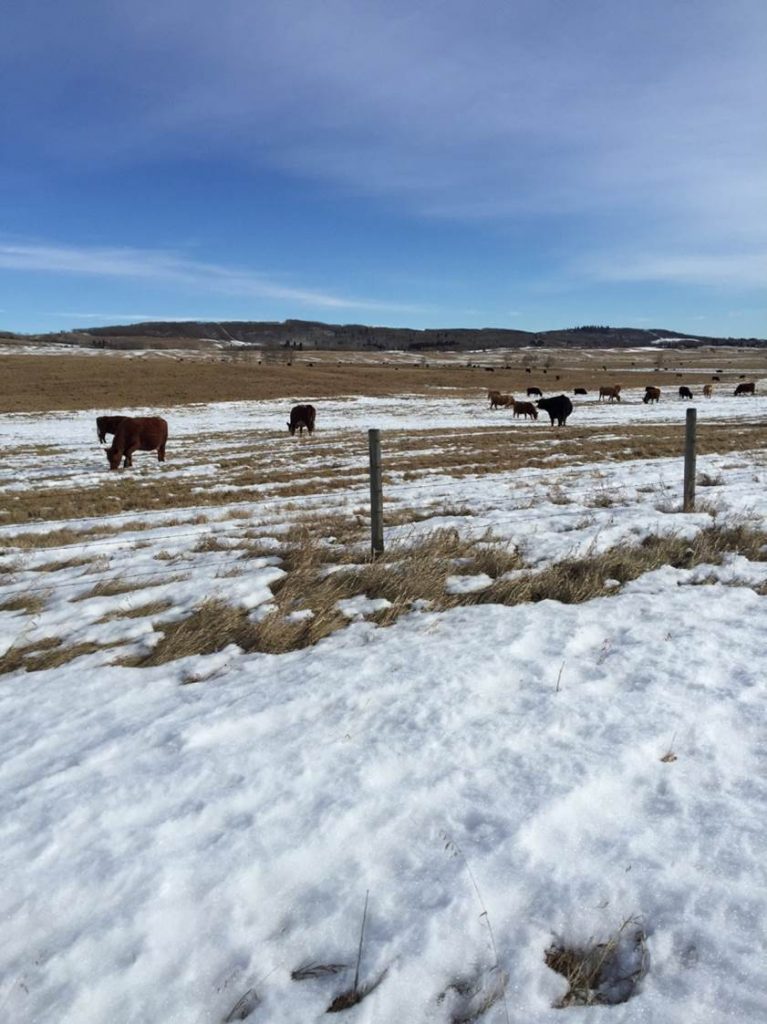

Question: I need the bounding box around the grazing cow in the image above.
[96,415,126,444]
[287,403,317,434]
[734,382,755,396]
[703,384,713,398]
[536,394,573,426]
[527,386,543,398]
[489,392,514,408]
[574,387,588,396]
[643,386,661,404]
[678,386,693,400]
[598,385,622,402]
[712,375,720,381]
[512,400,538,420]
[106,417,168,470]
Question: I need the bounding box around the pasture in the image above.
[1,349,767,1022]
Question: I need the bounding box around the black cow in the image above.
[574,388,588,396]
[734,382,755,396]
[287,404,317,434]
[678,386,693,400]
[527,387,543,398]
[96,415,127,445]
[536,394,573,426]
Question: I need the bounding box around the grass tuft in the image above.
[545,918,647,1007]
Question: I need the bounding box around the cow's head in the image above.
[287,420,295,435]
[106,447,121,470]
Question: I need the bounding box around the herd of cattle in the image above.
[95,379,757,470]
[488,379,757,424]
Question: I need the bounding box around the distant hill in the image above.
[5,319,766,351]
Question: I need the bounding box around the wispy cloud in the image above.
[0,241,428,315]
[578,250,767,289]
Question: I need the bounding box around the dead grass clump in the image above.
[0,593,47,615]
[545,919,647,1007]
[193,534,235,553]
[31,555,95,573]
[326,970,388,1013]
[471,523,767,607]
[0,637,62,675]
[546,486,573,505]
[697,471,724,487]
[586,492,616,508]
[0,525,115,549]
[249,604,348,655]
[0,636,119,674]
[72,577,157,601]
[98,599,173,622]
[134,600,252,666]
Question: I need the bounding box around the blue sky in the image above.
[2,0,765,336]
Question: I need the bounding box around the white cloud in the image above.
[0,241,428,315]
[579,250,767,289]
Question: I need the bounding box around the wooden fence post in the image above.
[683,408,697,512]
[368,429,384,556]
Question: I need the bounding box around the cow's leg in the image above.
[123,445,137,468]
[157,443,166,462]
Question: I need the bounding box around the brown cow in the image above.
[643,386,661,404]
[488,390,515,409]
[106,417,168,470]
[599,385,622,402]
[96,415,126,444]
[734,382,755,396]
[288,404,316,435]
[512,400,538,420]
[702,384,713,398]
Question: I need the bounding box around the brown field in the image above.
[3,346,766,413]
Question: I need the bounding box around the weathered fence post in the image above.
[683,408,697,512]
[368,429,384,556]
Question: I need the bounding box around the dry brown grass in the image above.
[4,347,767,413]
[130,520,767,664]
[72,577,166,601]
[0,636,121,674]
[30,555,96,573]
[545,919,647,1007]
[0,525,116,549]
[98,599,173,622]
[0,593,47,614]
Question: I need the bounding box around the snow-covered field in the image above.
[1,388,766,1023]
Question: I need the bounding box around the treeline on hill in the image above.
[5,319,766,350]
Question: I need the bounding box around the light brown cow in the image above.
[702,384,713,398]
[598,385,622,402]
